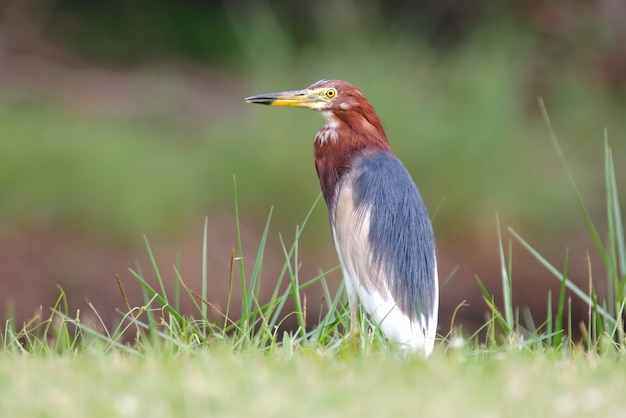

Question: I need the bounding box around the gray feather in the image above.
[349,149,437,320]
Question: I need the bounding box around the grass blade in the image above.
[539,99,608,267]
[508,227,615,326]
[496,213,514,331]
[554,249,568,348]
[202,216,209,323]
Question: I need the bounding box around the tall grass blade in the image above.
[476,276,510,334]
[496,213,514,331]
[508,227,615,326]
[546,290,552,346]
[202,217,209,323]
[604,137,626,296]
[246,207,274,321]
[554,250,569,348]
[143,235,168,305]
[233,176,248,322]
[539,99,608,267]
[279,233,305,337]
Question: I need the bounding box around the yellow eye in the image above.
[325,89,336,99]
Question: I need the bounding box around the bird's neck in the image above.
[314,114,391,214]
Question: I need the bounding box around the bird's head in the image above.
[245,79,385,137]
[246,79,392,214]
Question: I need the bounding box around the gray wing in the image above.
[335,149,438,329]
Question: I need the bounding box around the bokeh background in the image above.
[1,0,625,337]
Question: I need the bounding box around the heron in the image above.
[245,79,438,355]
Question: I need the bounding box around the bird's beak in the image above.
[245,89,318,108]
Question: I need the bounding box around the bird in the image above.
[245,79,438,355]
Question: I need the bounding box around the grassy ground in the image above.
[1,348,625,418]
[1,131,623,418]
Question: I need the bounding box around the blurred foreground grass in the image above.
[1,347,624,418]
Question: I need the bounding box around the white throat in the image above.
[322,111,339,128]
[317,111,340,145]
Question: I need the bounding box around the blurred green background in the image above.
[1,0,625,335]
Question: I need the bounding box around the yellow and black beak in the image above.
[245,89,319,108]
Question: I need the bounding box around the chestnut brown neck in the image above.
[314,110,392,213]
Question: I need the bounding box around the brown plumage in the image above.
[310,80,392,211]
[246,80,438,354]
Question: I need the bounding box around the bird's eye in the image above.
[325,89,336,99]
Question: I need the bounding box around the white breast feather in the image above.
[317,128,338,145]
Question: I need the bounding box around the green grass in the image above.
[1,125,625,418]
[471,113,625,354]
[4,123,625,351]
[1,349,625,418]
